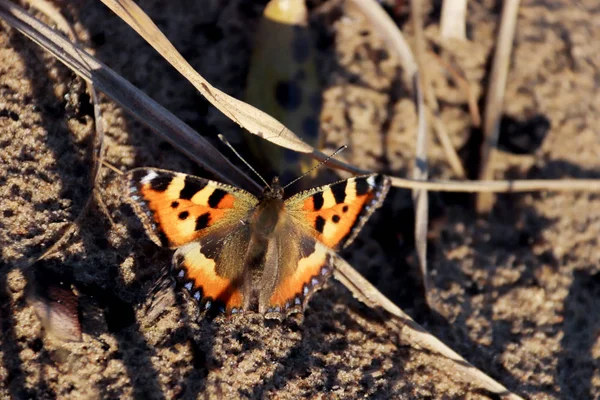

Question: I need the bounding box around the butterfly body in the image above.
[125,168,390,320]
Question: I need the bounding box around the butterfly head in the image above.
[262,176,284,200]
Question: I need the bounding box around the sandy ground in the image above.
[0,0,599,398]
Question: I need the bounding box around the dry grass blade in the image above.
[389,176,600,192]
[476,0,521,213]
[411,2,466,178]
[0,0,258,191]
[18,0,107,265]
[100,0,310,153]
[332,254,523,400]
[440,0,468,40]
[409,0,431,300]
[101,0,366,176]
[431,52,481,127]
[351,0,465,178]
[347,0,433,296]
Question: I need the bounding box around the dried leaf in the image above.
[101,0,312,153]
[30,281,82,342]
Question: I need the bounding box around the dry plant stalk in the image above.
[99,0,366,176]
[408,0,431,302]
[20,0,107,265]
[440,0,468,40]
[477,0,522,213]
[390,176,600,192]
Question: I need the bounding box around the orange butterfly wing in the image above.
[125,168,257,313]
[263,174,390,318]
[286,174,391,250]
[125,168,257,248]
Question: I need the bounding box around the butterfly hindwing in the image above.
[284,174,390,250]
[125,168,258,248]
[263,232,335,319]
[173,225,251,314]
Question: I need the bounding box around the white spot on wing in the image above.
[367,175,377,187]
[141,170,158,184]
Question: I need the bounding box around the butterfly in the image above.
[124,167,390,320]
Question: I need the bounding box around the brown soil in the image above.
[1,0,599,399]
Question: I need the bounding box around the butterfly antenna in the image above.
[282,145,347,190]
[218,134,271,188]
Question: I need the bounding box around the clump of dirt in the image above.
[0,0,598,399]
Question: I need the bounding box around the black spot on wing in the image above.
[208,189,227,208]
[171,201,179,208]
[342,205,349,213]
[315,216,326,233]
[195,212,210,231]
[355,178,370,196]
[331,180,347,204]
[178,211,189,220]
[312,192,324,210]
[180,175,207,200]
[145,172,172,192]
[130,169,147,184]
[332,215,340,223]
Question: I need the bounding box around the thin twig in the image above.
[390,176,600,192]
[22,0,106,263]
[409,0,431,301]
[431,51,481,127]
[440,0,468,40]
[477,0,521,212]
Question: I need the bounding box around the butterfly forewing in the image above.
[284,174,390,250]
[125,168,258,248]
